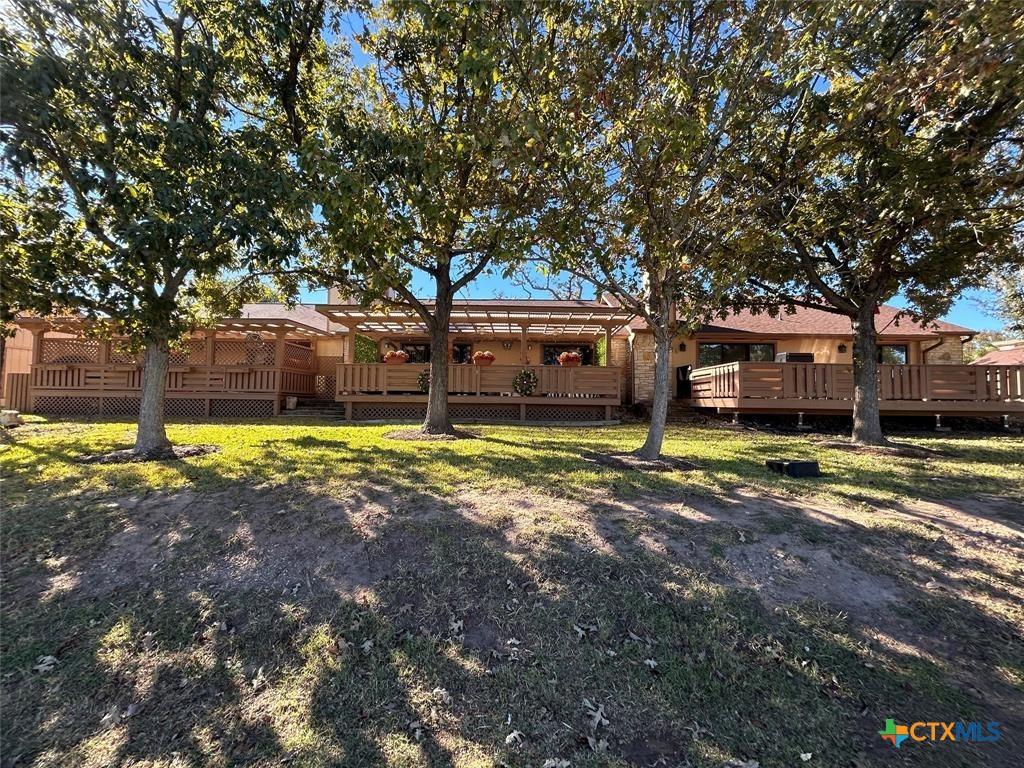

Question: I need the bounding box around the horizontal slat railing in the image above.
[689,362,1024,404]
[336,363,621,401]
[29,364,315,396]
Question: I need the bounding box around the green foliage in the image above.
[307,0,553,316]
[0,0,326,342]
[354,333,379,363]
[594,335,607,367]
[733,1,1024,324]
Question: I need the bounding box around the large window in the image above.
[452,343,473,364]
[878,345,908,365]
[697,342,775,367]
[542,344,593,365]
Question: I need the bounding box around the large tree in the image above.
[307,0,552,435]
[526,0,792,459]
[734,1,1024,445]
[0,0,328,456]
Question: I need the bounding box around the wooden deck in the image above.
[688,362,1024,415]
[335,363,621,422]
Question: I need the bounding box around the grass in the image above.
[2,417,1022,767]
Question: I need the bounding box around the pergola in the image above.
[17,315,330,339]
[315,302,635,365]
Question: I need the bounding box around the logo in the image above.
[879,719,1001,748]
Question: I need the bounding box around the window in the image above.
[399,343,430,363]
[452,343,473,364]
[878,345,908,365]
[697,342,776,367]
[543,344,593,365]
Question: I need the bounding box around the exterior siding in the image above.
[923,335,965,365]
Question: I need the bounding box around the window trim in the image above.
[877,344,909,365]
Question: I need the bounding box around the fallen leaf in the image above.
[505,730,525,746]
[33,656,58,673]
[800,753,812,762]
[431,686,452,705]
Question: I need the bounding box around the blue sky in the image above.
[298,277,1006,331]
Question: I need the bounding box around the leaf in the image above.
[33,655,58,673]
[504,730,525,746]
[800,753,813,762]
[541,760,570,768]
[431,686,452,705]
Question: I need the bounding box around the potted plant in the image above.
[473,350,496,366]
[383,349,409,365]
[557,350,582,367]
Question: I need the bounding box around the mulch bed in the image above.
[385,429,480,441]
[582,451,700,473]
[75,445,220,464]
[814,439,942,459]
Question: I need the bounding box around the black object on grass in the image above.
[765,459,820,478]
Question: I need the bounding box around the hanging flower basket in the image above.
[384,349,409,365]
[473,350,496,366]
[557,350,582,367]
[416,370,430,393]
[513,369,539,397]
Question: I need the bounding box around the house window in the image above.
[543,344,593,365]
[399,343,430,363]
[697,342,775,367]
[452,343,473,364]
[878,345,908,365]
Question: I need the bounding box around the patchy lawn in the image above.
[1,418,1022,767]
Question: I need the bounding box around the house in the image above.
[3,295,1022,422]
[972,340,1024,367]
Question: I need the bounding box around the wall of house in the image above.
[922,335,964,364]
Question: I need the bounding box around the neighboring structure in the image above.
[972,340,1024,367]
[3,297,1022,422]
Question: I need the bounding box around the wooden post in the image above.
[98,339,110,365]
[31,328,46,364]
[604,325,612,366]
[345,326,356,363]
[206,331,217,366]
[520,325,529,365]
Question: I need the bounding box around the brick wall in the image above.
[923,336,964,365]
[631,332,657,402]
[609,336,631,401]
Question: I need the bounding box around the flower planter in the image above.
[474,358,494,366]
[558,360,580,367]
[384,358,407,365]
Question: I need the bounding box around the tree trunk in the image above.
[422,286,455,435]
[636,327,672,459]
[850,303,885,445]
[135,339,174,457]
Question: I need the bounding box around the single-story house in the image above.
[3,293,1021,422]
[972,340,1024,367]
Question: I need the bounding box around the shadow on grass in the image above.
[2,421,1022,766]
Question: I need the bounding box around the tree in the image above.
[983,266,1024,335]
[0,0,327,456]
[307,0,552,435]
[734,1,1024,445]
[525,0,792,459]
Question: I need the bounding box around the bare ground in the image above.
[4,479,1022,767]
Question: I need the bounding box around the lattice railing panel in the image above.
[209,399,275,418]
[214,339,276,366]
[169,339,207,366]
[109,342,143,365]
[41,339,100,364]
[101,397,141,416]
[450,404,520,421]
[315,375,337,399]
[351,403,426,421]
[525,404,606,422]
[34,396,101,415]
[283,342,314,370]
[165,398,207,419]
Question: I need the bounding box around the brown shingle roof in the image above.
[239,303,338,333]
[972,347,1024,365]
[630,304,974,337]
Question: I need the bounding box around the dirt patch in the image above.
[582,451,700,473]
[725,534,902,613]
[385,428,480,441]
[75,444,220,464]
[814,439,942,458]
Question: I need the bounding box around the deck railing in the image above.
[30,363,317,396]
[689,362,1024,404]
[337,363,621,401]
